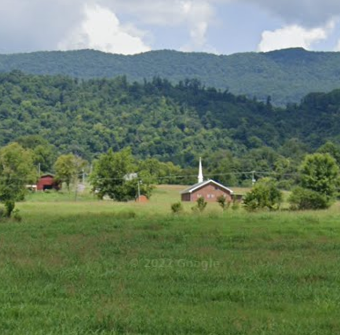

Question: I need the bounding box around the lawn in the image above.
[1,186,340,334]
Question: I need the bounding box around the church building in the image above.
[180,158,234,202]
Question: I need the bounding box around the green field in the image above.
[1,186,340,334]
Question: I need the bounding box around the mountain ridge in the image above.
[1,48,340,105]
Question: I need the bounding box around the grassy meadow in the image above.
[1,185,340,334]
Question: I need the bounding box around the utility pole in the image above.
[137,180,141,202]
[82,169,85,184]
[38,163,41,176]
[251,171,256,186]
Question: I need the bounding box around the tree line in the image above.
[1,71,340,181]
[3,48,340,105]
[1,138,340,218]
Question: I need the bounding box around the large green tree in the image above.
[317,141,340,166]
[17,135,56,173]
[54,154,87,191]
[0,143,36,216]
[299,153,339,200]
[243,178,283,211]
[90,148,153,201]
[289,153,340,210]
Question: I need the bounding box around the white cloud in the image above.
[101,0,215,51]
[2,0,340,55]
[258,22,334,52]
[182,1,213,50]
[59,4,150,55]
[0,0,85,53]
[0,0,217,54]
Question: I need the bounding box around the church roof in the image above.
[180,179,233,195]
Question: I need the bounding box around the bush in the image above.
[171,202,183,214]
[300,153,339,199]
[289,187,331,210]
[243,178,283,211]
[4,200,15,218]
[217,195,231,211]
[192,196,207,213]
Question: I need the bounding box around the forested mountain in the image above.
[0,70,340,167]
[1,48,340,105]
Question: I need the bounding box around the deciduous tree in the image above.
[243,178,283,211]
[299,153,339,201]
[90,148,154,201]
[54,154,86,191]
[0,143,36,217]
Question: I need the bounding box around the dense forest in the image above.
[2,48,340,105]
[1,71,340,187]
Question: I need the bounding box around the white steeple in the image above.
[198,157,203,183]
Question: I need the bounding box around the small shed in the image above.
[181,179,233,202]
[37,174,61,191]
[136,195,148,203]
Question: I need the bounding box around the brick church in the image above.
[181,158,233,202]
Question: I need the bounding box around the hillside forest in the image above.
[2,48,340,105]
[1,71,340,188]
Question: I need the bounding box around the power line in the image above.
[0,170,299,182]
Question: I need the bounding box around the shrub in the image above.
[243,178,283,211]
[289,187,330,210]
[300,153,339,199]
[171,202,183,214]
[4,200,15,218]
[217,195,230,211]
[192,196,207,213]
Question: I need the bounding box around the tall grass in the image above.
[0,186,339,334]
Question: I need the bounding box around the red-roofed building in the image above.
[37,174,61,191]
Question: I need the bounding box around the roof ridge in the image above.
[181,179,233,194]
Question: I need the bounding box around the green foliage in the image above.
[90,148,154,201]
[12,208,22,222]
[138,159,182,184]
[289,187,330,210]
[192,196,208,213]
[299,153,339,200]
[3,71,340,188]
[113,210,136,219]
[16,135,56,173]
[243,178,283,211]
[0,143,36,208]
[0,71,324,169]
[54,154,86,191]
[4,48,340,105]
[2,201,340,333]
[171,202,184,214]
[288,153,340,210]
[4,200,15,218]
[217,195,230,211]
[317,141,340,166]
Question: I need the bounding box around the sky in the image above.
[1,0,340,55]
